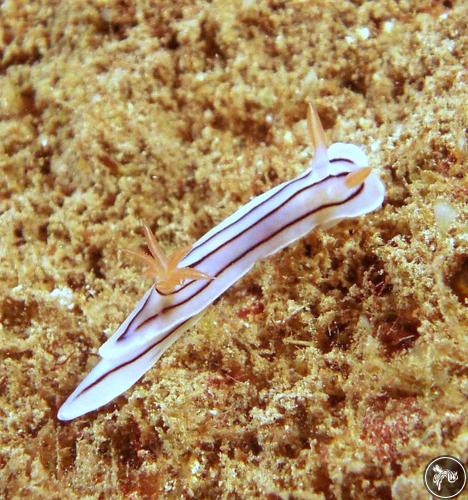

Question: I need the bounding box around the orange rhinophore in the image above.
[124,225,213,295]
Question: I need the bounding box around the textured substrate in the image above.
[0,1,466,498]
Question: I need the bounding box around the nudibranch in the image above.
[58,105,385,421]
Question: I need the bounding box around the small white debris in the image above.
[299,149,308,160]
[100,8,113,23]
[345,35,355,44]
[242,0,255,8]
[164,480,175,492]
[370,140,381,152]
[383,20,394,33]
[434,201,458,234]
[303,69,317,86]
[439,12,449,20]
[109,68,126,88]
[275,34,285,50]
[265,114,273,124]
[176,18,200,44]
[208,409,218,416]
[39,135,49,148]
[444,39,455,52]
[393,123,403,140]
[50,287,74,309]
[356,27,370,40]
[283,130,294,144]
[1,1,14,12]
[191,460,201,474]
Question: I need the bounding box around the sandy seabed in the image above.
[0,1,466,498]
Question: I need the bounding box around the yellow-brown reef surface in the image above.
[0,1,466,498]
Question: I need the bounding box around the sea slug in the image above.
[58,106,385,421]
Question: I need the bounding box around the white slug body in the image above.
[58,142,385,421]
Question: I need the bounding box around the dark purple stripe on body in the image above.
[118,290,153,342]
[330,158,353,164]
